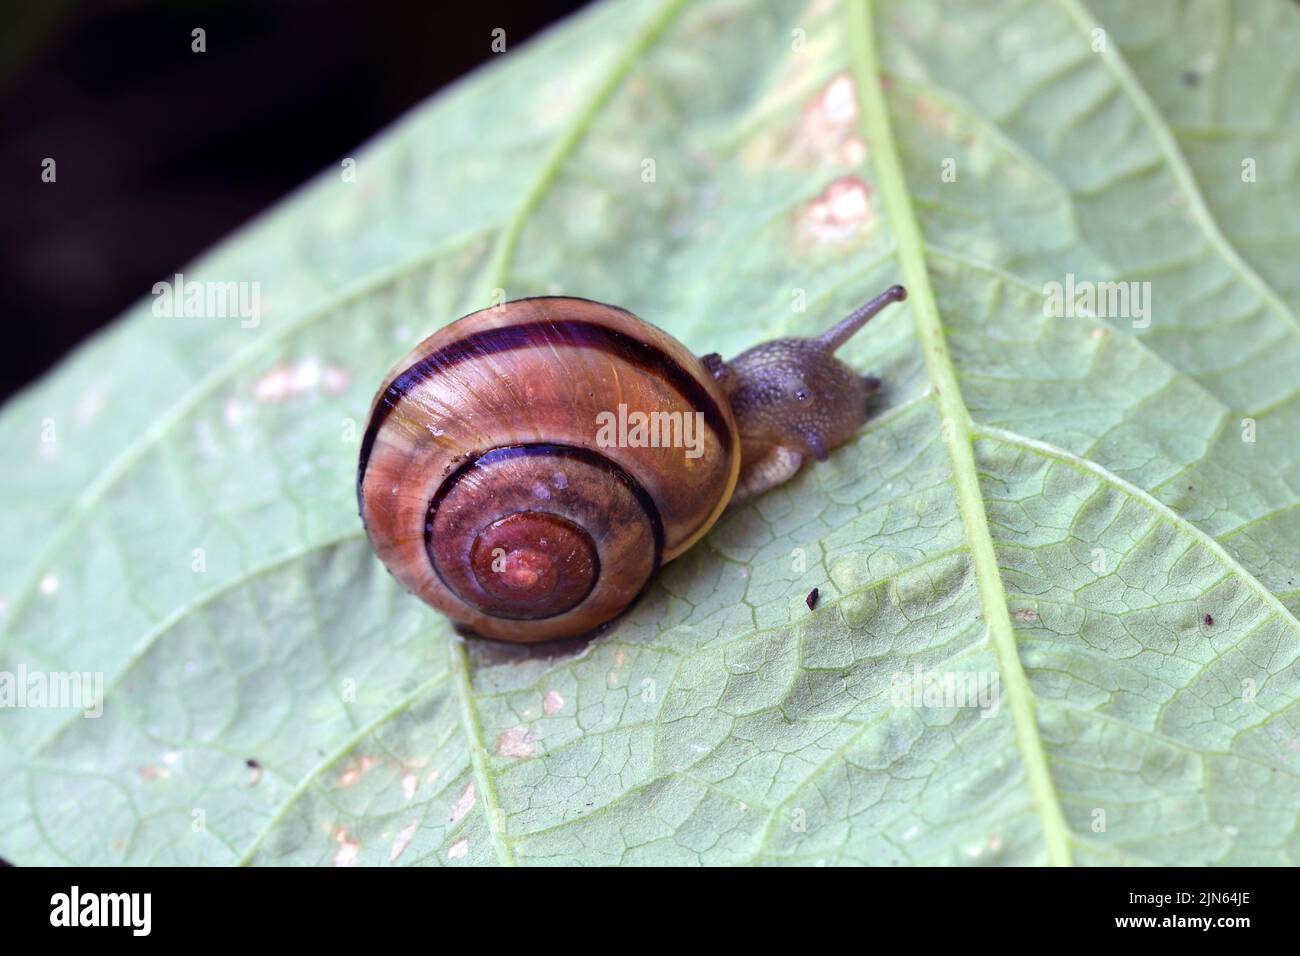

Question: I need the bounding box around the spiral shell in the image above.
[357,297,740,642]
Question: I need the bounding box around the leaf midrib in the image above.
[847,0,1074,866]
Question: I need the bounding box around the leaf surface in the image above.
[2,0,1298,865]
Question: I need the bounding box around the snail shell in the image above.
[357,297,740,643]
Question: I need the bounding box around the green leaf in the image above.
[2,0,1298,866]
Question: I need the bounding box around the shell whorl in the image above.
[424,443,663,627]
[357,297,740,643]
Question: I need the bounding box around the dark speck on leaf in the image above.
[245,758,261,769]
[806,587,819,610]
[1204,614,1214,627]
[1181,70,1199,86]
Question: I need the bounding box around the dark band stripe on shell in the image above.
[356,314,733,490]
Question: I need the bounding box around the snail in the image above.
[357,285,906,643]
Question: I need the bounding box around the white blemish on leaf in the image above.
[389,820,419,863]
[817,74,857,124]
[796,176,874,246]
[254,361,311,402]
[759,72,867,171]
[448,838,469,860]
[496,725,541,759]
[967,833,1003,859]
[542,690,564,715]
[1013,608,1039,623]
[39,574,59,596]
[322,364,350,395]
[790,73,866,168]
[448,783,476,824]
[74,385,109,426]
[338,755,379,788]
[534,60,604,128]
[332,827,361,867]
[607,649,626,687]
[253,358,349,403]
[401,772,419,801]
[223,395,246,427]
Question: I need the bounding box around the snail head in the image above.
[705,284,906,464]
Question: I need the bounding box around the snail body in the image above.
[358,286,905,643]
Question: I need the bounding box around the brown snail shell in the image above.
[357,297,739,643]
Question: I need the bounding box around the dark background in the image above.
[0,0,586,401]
